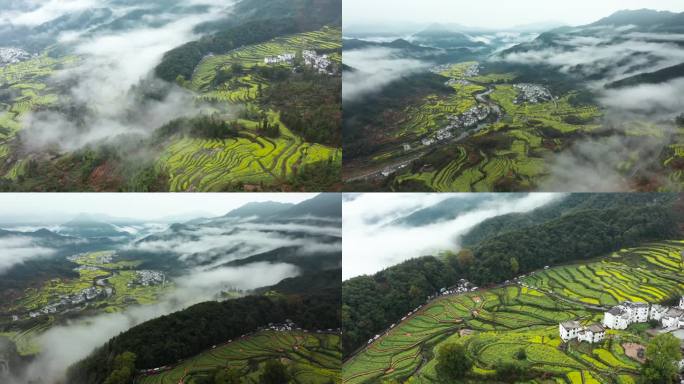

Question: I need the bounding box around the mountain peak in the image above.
[590,8,679,27]
[223,201,294,218]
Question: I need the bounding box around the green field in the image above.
[0,27,341,191]
[156,26,342,191]
[189,26,341,102]
[343,241,684,384]
[12,251,170,314]
[388,62,603,191]
[157,111,340,191]
[138,331,341,384]
[0,53,77,177]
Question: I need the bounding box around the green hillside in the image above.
[343,241,684,384]
[138,331,340,384]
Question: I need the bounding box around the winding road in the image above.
[345,82,505,183]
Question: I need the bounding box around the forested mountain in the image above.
[606,62,684,88]
[342,193,683,356]
[66,287,341,384]
[460,193,675,246]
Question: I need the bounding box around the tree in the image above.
[676,113,684,127]
[509,257,520,274]
[259,360,290,384]
[103,352,136,384]
[514,347,526,360]
[456,249,474,269]
[435,343,472,381]
[641,333,682,384]
[495,361,526,382]
[214,368,241,384]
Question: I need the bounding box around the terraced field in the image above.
[190,26,341,102]
[0,27,341,191]
[343,241,684,384]
[0,317,51,356]
[138,331,341,384]
[0,53,77,177]
[392,63,602,191]
[159,26,342,191]
[157,116,340,191]
[522,241,684,307]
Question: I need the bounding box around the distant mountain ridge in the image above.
[606,62,684,88]
[589,8,684,30]
[222,201,294,219]
[218,193,341,220]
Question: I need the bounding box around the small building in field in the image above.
[559,320,581,342]
[560,321,605,344]
[577,324,606,344]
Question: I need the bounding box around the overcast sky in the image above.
[343,0,684,30]
[0,193,316,223]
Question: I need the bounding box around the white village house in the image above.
[561,296,684,343]
[661,307,684,329]
[559,320,581,342]
[602,302,649,330]
[577,324,606,344]
[601,297,684,330]
[559,320,605,344]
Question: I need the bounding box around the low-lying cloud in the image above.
[343,47,432,102]
[500,30,684,85]
[494,29,684,190]
[0,0,101,27]
[129,219,341,269]
[15,0,234,151]
[599,78,684,115]
[20,262,299,384]
[342,193,560,279]
[0,237,55,274]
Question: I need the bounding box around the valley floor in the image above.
[345,61,684,192]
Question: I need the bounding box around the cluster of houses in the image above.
[128,270,165,288]
[28,286,104,318]
[263,50,334,75]
[263,319,298,332]
[433,279,478,299]
[420,105,491,147]
[302,50,333,74]
[0,47,30,66]
[431,62,480,78]
[380,162,408,178]
[513,83,554,104]
[445,78,472,87]
[264,53,295,65]
[559,297,684,344]
[603,297,684,330]
[67,252,114,265]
